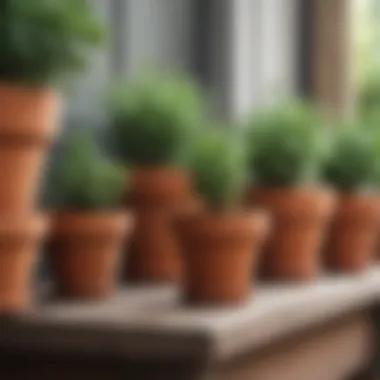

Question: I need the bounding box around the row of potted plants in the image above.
[1,1,380,312]
[3,72,380,310]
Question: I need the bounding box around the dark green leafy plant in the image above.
[108,71,204,167]
[45,132,125,211]
[246,100,327,187]
[322,126,378,192]
[189,128,247,211]
[0,0,104,85]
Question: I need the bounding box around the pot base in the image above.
[179,211,269,305]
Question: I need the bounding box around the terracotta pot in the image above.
[125,167,194,283]
[0,83,60,214]
[324,194,380,272]
[249,188,336,281]
[49,212,133,299]
[0,215,47,314]
[177,211,270,305]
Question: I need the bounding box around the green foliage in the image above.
[246,100,327,187]
[189,128,247,211]
[108,71,204,167]
[359,71,380,123]
[46,132,125,211]
[0,0,104,85]
[322,125,378,192]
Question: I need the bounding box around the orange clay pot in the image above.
[249,188,336,281]
[0,215,47,314]
[0,83,60,214]
[125,167,194,283]
[324,194,380,272]
[177,211,270,305]
[49,212,133,299]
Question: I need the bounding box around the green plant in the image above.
[246,100,327,187]
[45,132,125,211]
[189,128,247,211]
[108,71,204,167]
[322,126,378,192]
[0,0,104,85]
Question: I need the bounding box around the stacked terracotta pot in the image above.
[0,84,60,313]
[125,167,193,283]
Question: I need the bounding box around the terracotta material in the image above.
[0,215,47,314]
[325,194,380,272]
[125,167,194,283]
[249,188,336,281]
[178,211,270,305]
[0,83,60,213]
[49,212,133,299]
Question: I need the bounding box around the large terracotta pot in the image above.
[125,167,194,283]
[0,84,60,214]
[49,212,133,299]
[325,194,380,272]
[177,211,269,305]
[0,215,47,314]
[249,188,336,281]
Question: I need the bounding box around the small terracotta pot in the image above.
[0,215,47,314]
[49,212,133,299]
[0,83,60,214]
[125,167,194,283]
[324,194,380,272]
[249,187,336,281]
[177,211,270,305]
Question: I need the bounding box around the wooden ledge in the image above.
[1,267,379,363]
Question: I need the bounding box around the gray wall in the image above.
[67,0,301,123]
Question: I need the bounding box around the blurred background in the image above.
[65,0,380,125]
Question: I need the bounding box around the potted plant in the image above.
[46,133,133,299]
[247,101,336,280]
[108,72,203,283]
[0,0,103,213]
[323,126,380,272]
[0,215,47,313]
[177,129,269,305]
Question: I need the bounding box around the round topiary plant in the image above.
[45,132,125,211]
[247,100,327,188]
[47,132,134,300]
[108,71,204,167]
[322,126,380,273]
[246,101,336,281]
[178,127,268,305]
[0,0,104,85]
[189,128,247,211]
[322,126,378,192]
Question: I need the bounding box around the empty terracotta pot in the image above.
[325,194,380,272]
[249,187,336,281]
[178,211,269,305]
[125,167,194,283]
[0,215,47,314]
[49,212,133,299]
[0,83,60,214]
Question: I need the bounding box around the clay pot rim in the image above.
[0,214,48,236]
[337,191,380,201]
[130,166,191,187]
[51,209,133,222]
[131,165,189,175]
[177,208,271,236]
[249,185,337,215]
[51,210,134,234]
[250,185,336,196]
[0,82,59,97]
